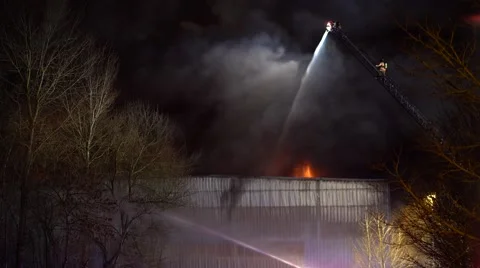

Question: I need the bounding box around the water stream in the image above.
[162,212,302,268]
[276,30,330,152]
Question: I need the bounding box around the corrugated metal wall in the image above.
[163,176,390,268]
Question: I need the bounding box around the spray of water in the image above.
[303,30,329,83]
[162,212,303,268]
[275,30,330,154]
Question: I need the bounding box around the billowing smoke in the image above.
[74,0,466,177]
[198,37,301,174]
[143,22,412,177]
[148,31,305,176]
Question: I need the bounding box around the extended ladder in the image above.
[327,22,444,144]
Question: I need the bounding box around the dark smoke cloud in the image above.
[200,42,300,175]
[72,0,467,177]
[151,32,304,176]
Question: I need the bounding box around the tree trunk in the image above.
[62,218,70,268]
[15,180,27,268]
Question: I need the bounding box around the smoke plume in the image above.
[72,0,467,177]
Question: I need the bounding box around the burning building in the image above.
[162,175,390,267]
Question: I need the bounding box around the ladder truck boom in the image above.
[326,21,444,144]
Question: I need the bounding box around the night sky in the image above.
[3,0,475,177]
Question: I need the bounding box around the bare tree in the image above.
[0,10,192,268]
[61,50,118,175]
[43,45,119,268]
[1,12,96,267]
[114,103,189,201]
[381,18,480,267]
[392,191,474,268]
[86,103,190,268]
[354,211,413,268]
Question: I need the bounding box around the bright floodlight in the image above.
[425,193,436,206]
[326,21,332,32]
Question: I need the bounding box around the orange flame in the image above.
[293,162,315,178]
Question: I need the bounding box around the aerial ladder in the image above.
[326,21,445,145]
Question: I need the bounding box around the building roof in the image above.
[194,175,388,183]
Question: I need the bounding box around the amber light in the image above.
[293,162,315,178]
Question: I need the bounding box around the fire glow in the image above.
[293,163,315,178]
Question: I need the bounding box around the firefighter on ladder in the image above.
[376,58,387,76]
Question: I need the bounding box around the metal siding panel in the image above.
[165,176,390,268]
